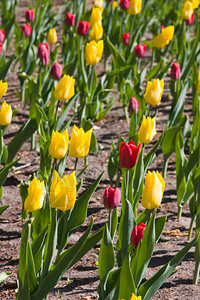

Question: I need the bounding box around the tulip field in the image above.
[0,0,200,299]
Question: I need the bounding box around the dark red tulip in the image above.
[120,0,130,10]
[123,33,130,45]
[171,62,180,80]
[130,223,147,248]
[77,21,89,36]
[25,9,34,22]
[50,62,62,80]
[103,187,121,209]
[65,13,75,27]
[128,97,139,114]
[134,44,147,58]
[120,141,142,169]
[22,23,32,37]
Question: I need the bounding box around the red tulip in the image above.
[122,33,130,45]
[171,62,180,80]
[77,21,89,36]
[120,0,130,10]
[134,44,147,58]
[38,43,49,66]
[50,62,62,80]
[0,43,2,55]
[103,187,121,209]
[128,97,139,114]
[120,141,142,169]
[130,223,147,248]
[0,29,5,43]
[65,13,75,27]
[25,9,34,22]
[22,23,32,37]
[186,13,194,25]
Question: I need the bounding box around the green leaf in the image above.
[147,58,164,81]
[118,255,136,299]
[138,236,198,300]
[144,135,162,172]
[27,242,38,294]
[155,216,166,243]
[0,55,16,80]
[0,205,9,216]
[111,208,118,240]
[0,159,19,187]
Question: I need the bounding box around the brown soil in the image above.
[0,1,200,299]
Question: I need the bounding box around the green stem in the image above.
[193,260,200,284]
[130,15,134,37]
[178,205,183,220]
[89,65,95,100]
[75,158,78,176]
[188,217,195,241]
[150,48,155,70]
[48,159,57,186]
[31,132,36,150]
[162,155,170,178]
[108,209,112,234]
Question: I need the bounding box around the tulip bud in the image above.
[38,43,49,66]
[0,80,8,98]
[134,44,147,57]
[94,0,104,8]
[65,13,75,26]
[22,23,32,37]
[0,102,12,126]
[49,129,69,159]
[130,223,147,248]
[120,141,142,169]
[128,97,139,114]
[50,170,76,211]
[182,1,193,20]
[24,177,46,212]
[141,171,165,209]
[103,187,121,209]
[138,116,156,144]
[25,9,34,22]
[122,33,130,45]
[89,21,103,41]
[89,7,103,28]
[186,13,194,25]
[68,125,92,158]
[112,1,118,8]
[144,78,164,105]
[120,0,130,10]
[47,28,57,44]
[50,62,62,80]
[77,21,90,36]
[128,0,142,15]
[0,43,2,55]
[85,40,104,65]
[0,29,5,43]
[171,62,181,80]
[54,74,75,101]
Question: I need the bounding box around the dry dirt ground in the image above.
[0,1,200,299]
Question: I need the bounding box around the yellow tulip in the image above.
[24,177,46,212]
[49,129,69,159]
[144,79,164,105]
[89,7,103,28]
[197,70,200,94]
[90,21,103,41]
[50,170,76,211]
[0,80,8,98]
[152,26,174,48]
[120,293,142,300]
[112,1,118,8]
[47,28,57,44]
[187,0,199,9]
[0,102,12,126]
[141,171,165,210]
[138,116,156,144]
[182,1,193,20]
[94,0,103,8]
[128,0,142,15]
[85,40,103,65]
[54,74,75,101]
[68,125,92,158]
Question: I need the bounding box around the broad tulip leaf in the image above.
[138,236,198,300]
[118,255,136,299]
[0,205,9,216]
[27,242,38,294]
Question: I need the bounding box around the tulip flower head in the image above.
[38,43,49,66]
[120,0,130,10]
[85,40,103,65]
[144,79,164,106]
[50,170,76,211]
[50,62,62,80]
[186,13,194,25]
[103,187,121,209]
[197,70,200,94]
[188,0,199,9]
[22,23,32,37]
[0,29,5,43]
[89,7,103,28]
[128,0,142,15]
[94,0,104,8]
[0,102,12,126]
[130,223,147,248]
[152,26,174,48]
[112,1,118,8]
[122,32,130,45]
[120,141,142,169]
[54,74,75,101]
[0,80,8,98]
[69,125,92,158]
[135,44,147,57]
[90,21,103,41]
[182,1,193,20]
[25,9,34,22]
[47,28,57,44]
[77,21,90,36]
[171,62,181,80]
[49,130,69,160]
[65,13,75,26]
[141,171,165,209]
[138,116,156,144]
[128,97,139,114]
[24,177,46,212]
